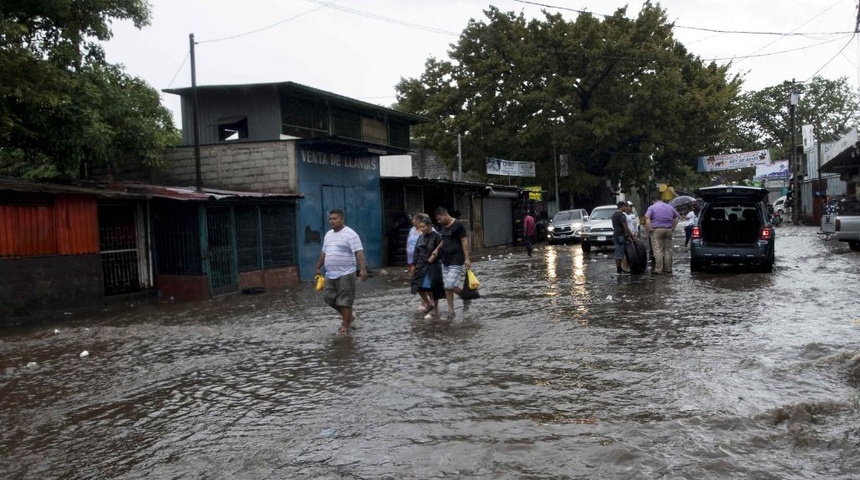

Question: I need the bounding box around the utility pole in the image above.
[457,133,463,181]
[789,80,799,224]
[553,143,559,214]
[190,33,202,192]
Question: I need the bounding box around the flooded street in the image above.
[2,225,860,479]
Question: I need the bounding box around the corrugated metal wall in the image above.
[0,195,99,257]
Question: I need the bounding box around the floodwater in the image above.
[2,225,859,479]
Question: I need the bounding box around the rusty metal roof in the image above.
[102,182,303,201]
[0,177,303,202]
[0,177,141,198]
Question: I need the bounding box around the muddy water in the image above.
[2,226,859,479]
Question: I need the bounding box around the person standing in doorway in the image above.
[523,210,536,257]
[644,195,680,274]
[612,201,635,274]
[434,207,471,320]
[314,209,368,334]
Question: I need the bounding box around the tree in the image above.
[0,0,179,178]
[395,2,741,205]
[732,77,860,159]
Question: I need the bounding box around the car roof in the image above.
[695,185,769,203]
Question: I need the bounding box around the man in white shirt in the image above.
[314,209,368,334]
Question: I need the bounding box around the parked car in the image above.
[773,195,788,215]
[827,196,860,250]
[546,208,589,244]
[580,204,640,253]
[690,186,775,272]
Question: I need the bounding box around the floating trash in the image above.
[606,295,613,301]
[53,329,60,334]
[26,362,37,369]
[79,350,89,358]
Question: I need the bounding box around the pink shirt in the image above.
[524,215,536,236]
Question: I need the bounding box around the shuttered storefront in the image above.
[482,197,513,247]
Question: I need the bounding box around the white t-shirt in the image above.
[626,213,637,237]
[684,211,697,227]
[322,226,364,279]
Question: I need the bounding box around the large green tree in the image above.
[732,76,860,159]
[0,0,179,178]
[396,2,741,204]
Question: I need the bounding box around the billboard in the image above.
[696,149,771,172]
[486,157,536,177]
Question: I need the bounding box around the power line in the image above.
[197,1,336,44]
[512,0,854,36]
[804,34,858,82]
[167,52,190,89]
[304,0,459,36]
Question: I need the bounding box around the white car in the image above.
[773,195,788,215]
[579,205,640,253]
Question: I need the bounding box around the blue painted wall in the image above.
[296,148,382,281]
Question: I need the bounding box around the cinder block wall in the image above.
[153,141,299,193]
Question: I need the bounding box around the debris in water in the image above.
[606,295,613,301]
[26,362,37,368]
[53,329,60,334]
[79,350,90,358]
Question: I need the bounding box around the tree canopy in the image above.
[732,76,860,159]
[395,2,742,204]
[0,0,179,178]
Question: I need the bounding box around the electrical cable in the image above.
[512,0,854,36]
[804,34,858,82]
[303,0,459,36]
[166,52,189,89]
[197,1,337,44]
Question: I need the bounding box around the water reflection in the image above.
[1,227,859,479]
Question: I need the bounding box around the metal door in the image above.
[98,204,141,295]
[321,185,356,224]
[206,206,238,296]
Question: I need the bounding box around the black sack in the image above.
[461,271,480,300]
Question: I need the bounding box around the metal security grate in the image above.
[261,205,294,268]
[235,206,261,272]
[153,202,202,275]
[206,206,237,295]
[99,204,141,295]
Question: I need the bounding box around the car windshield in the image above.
[590,208,616,220]
[553,211,582,222]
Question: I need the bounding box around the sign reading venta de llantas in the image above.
[486,157,536,177]
[696,149,771,173]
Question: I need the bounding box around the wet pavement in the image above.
[2,225,860,479]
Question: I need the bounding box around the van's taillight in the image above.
[760,227,773,240]
[691,226,701,239]
[836,218,841,232]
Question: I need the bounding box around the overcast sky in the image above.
[103,0,860,125]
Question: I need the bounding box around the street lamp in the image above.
[789,81,799,224]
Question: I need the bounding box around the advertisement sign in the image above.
[524,186,542,201]
[696,149,771,172]
[486,157,536,177]
[754,160,789,180]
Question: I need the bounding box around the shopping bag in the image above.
[314,274,325,291]
[467,269,481,290]
[461,271,480,300]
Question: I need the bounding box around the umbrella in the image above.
[669,195,697,208]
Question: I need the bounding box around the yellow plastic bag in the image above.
[467,269,480,290]
[314,274,326,291]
